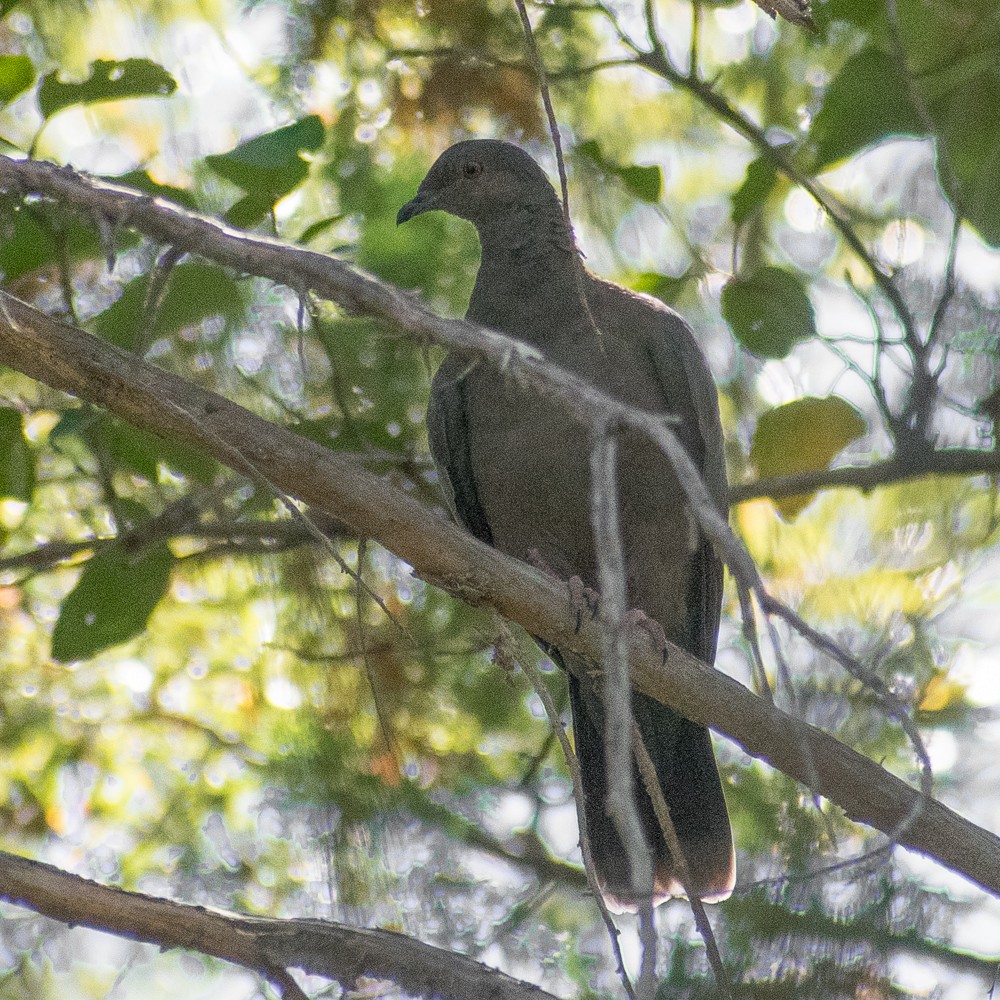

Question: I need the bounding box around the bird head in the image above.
[397,140,564,241]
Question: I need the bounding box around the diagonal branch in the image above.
[4,157,990,516]
[1,290,998,898]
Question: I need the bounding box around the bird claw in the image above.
[626,608,669,664]
[526,550,599,634]
[568,576,600,633]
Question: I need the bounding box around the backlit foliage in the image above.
[1,0,999,996]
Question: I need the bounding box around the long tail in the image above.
[568,671,734,910]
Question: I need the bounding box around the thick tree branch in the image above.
[0,851,556,1000]
[1,292,998,898]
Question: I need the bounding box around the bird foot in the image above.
[526,547,558,578]
[526,550,599,633]
[626,608,669,664]
[568,575,600,633]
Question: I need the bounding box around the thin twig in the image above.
[517,649,636,1000]
[632,728,732,1000]
[157,394,412,643]
[728,447,1000,504]
[762,595,933,808]
[735,579,774,704]
[135,245,184,355]
[689,0,701,79]
[54,223,79,325]
[590,426,657,1000]
[512,0,602,342]
[512,0,570,221]
[643,0,662,57]
[354,537,400,768]
[927,211,963,353]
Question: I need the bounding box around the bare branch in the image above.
[512,0,602,343]
[516,641,636,1000]
[633,728,732,1000]
[0,850,557,1000]
[355,537,400,766]
[729,448,1000,505]
[512,0,569,223]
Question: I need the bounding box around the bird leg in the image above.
[526,549,599,632]
[568,575,601,632]
[625,608,669,664]
[525,550,665,653]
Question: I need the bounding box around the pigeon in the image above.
[398,139,734,907]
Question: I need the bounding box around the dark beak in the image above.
[397,194,430,225]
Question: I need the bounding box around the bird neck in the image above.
[470,208,592,342]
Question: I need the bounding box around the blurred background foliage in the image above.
[0,0,999,996]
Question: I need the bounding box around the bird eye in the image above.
[463,161,482,178]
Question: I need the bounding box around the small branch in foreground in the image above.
[512,0,603,345]
[590,427,657,1000]
[633,729,732,1000]
[0,851,556,1000]
[516,644,636,1000]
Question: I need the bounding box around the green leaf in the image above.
[810,48,924,170]
[222,191,277,229]
[0,55,34,105]
[50,542,174,662]
[0,407,34,502]
[90,262,245,349]
[51,409,215,484]
[632,270,691,305]
[205,116,325,196]
[102,419,216,484]
[540,4,576,28]
[617,163,662,203]
[721,267,816,358]
[104,169,197,210]
[0,203,113,282]
[731,157,777,229]
[750,396,866,518]
[299,213,347,245]
[929,66,1000,246]
[38,58,177,119]
[576,139,661,202]
[814,0,882,30]
[866,0,1000,244]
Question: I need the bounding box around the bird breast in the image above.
[463,341,696,640]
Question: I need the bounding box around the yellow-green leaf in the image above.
[750,396,866,518]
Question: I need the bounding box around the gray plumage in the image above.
[398,139,734,907]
